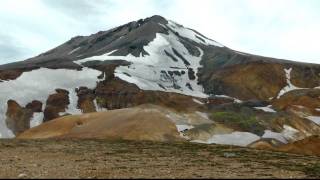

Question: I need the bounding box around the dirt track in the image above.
[0,139,319,179]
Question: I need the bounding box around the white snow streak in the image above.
[214,95,243,103]
[167,21,224,47]
[306,116,320,125]
[77,31,208,98]
[93,99,108,112]
[68,47,81,55]
[262,130,287,143]
[277,68,303,98]
[193,98,204,105]
[254,105,277,113]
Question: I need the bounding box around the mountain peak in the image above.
[144,15,168,24]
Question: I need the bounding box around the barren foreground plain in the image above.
[0,139,319,179]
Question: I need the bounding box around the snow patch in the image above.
[277,68,303,98]
[262,130,287,143]
[176,124,194,132]
[66,89,82,115]
[166,21,224,47]
[30,112,44,128]
[281,125,299,141]
[306,116,320,125]
[206,131,260,147]
[0,67,101,138]
[193,98,204,105]
[192,131,260,147]
[93,99,108,112]
[77,32,208,98]
[68,47,81,55]
[195,111,209,120]
[214,95,243,103]
[254,105,276,113]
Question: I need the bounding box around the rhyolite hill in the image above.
[0,15,320,152]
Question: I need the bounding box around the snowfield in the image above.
[77,29,208,98]
[262,130,288,143]
[0,68,101,138]
[193,131,260,147]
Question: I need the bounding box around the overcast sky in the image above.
[0,0,319,65]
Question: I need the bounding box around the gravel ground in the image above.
[0,139,319,179]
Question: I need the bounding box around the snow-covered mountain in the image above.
[0,15,320,151]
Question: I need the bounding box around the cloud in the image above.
[0,0,319,65]
[0,34,28,64]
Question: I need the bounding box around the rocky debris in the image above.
[250,135,320,156]
[207,96,234,105]
[199,62,287,101]
[272,89,320,111]
[94,77,203,112]
[0,139,318,178]
[291,65,320,88]
[241,99,269,107]
[249,138,285,150]
[43,89,70,122]
[0,69,23,81]
[75,87,96,113]
[278,135,320,156]
[5,100,33,135]
[25,100,43,113]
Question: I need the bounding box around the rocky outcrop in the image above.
[94,77,205,112]
[5,100,33,135]
[199,62,287,101]
[272,89,320,111]
[26,100,43,113]
[44,89,70,122]
[250,136,320,156]
[278,135,320,156]
[76,87,96,113]
[0,69,23,81]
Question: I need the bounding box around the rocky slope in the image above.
[0,15,319,154]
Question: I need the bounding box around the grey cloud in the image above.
[0,34,29,65]
[42,0,111,20]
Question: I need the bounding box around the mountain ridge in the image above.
[0,15,319,155]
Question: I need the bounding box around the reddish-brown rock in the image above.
[5,100,33,135]
[76,87,96,113]
[44,89,70,122]
[25,100,43,112]
[0,69,23,81]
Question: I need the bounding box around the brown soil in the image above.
[0,139,319,179]
[18,105,182,142]
[279,136,320,156]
